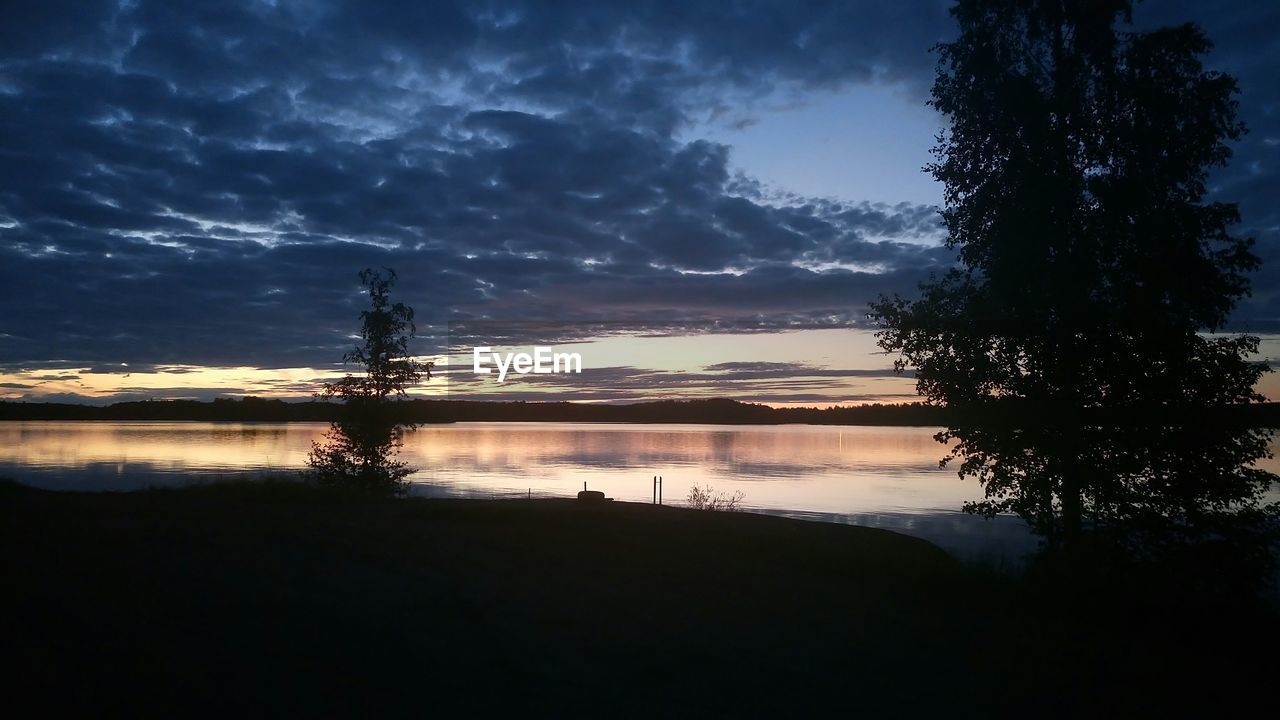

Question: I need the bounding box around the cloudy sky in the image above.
[1,0,1277,405]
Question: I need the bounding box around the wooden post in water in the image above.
[658,475,663,505]
[653,476,657,504]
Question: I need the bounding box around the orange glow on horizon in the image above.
[4,328,1279,405]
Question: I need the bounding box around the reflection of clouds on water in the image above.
[404,423,953,478]
[0,420,1154,561]
[399,423,983,523]
[0,420,986,508]
[0,462,286,492]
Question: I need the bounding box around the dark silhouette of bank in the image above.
[872,0,1278,562]
[12,395,1280,427]
[305,268,431,494]
[6,479,1277,716]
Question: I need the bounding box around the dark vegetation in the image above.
[9,395,1280,427]
[871,0,1278,555]
[685,483,747,511]
[3,480,1274,717]
[305,268,430,494]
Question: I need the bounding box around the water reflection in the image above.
[0,421,319,488]
[0,420,1080,559]
[404,423,985,513]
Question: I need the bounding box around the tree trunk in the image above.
[1062,458,1083,547]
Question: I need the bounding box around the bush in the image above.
[686,484,745,511]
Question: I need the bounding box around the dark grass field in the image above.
[3,480,1276,717]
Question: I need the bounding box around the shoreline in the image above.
[5,480,1276,715]
[0,417,949,426]
[6,397,1280,428]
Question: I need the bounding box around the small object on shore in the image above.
[577,481,609,502]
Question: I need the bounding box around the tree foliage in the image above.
[871,0,1277,554]
[307,268,431,494]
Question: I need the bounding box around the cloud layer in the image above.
[1,0,1276,386]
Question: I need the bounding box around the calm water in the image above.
[0,420,1070,559]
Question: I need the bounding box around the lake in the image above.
[0,420,1058,560]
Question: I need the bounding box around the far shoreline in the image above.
[0,417,950,427]
[0,396,954,426]
[6,396,1280,427]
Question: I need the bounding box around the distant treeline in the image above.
[4,396,1280,427]
[0,397,952,425]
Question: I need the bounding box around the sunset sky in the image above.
[2,0,1277,405]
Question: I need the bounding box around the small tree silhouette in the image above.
[686,484,746,512]
[306,268,431,494]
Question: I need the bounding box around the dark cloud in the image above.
[705,362,809,372]
[0,0,1275,387]
[81,365,144,375]
[6,388,246,405]
[437,359,914,404]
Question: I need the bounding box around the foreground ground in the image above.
[4,480,1276,716]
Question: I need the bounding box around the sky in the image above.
[1,0,1278,405]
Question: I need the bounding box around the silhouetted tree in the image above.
[307,268,431,494]
[871,0,1277,555]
